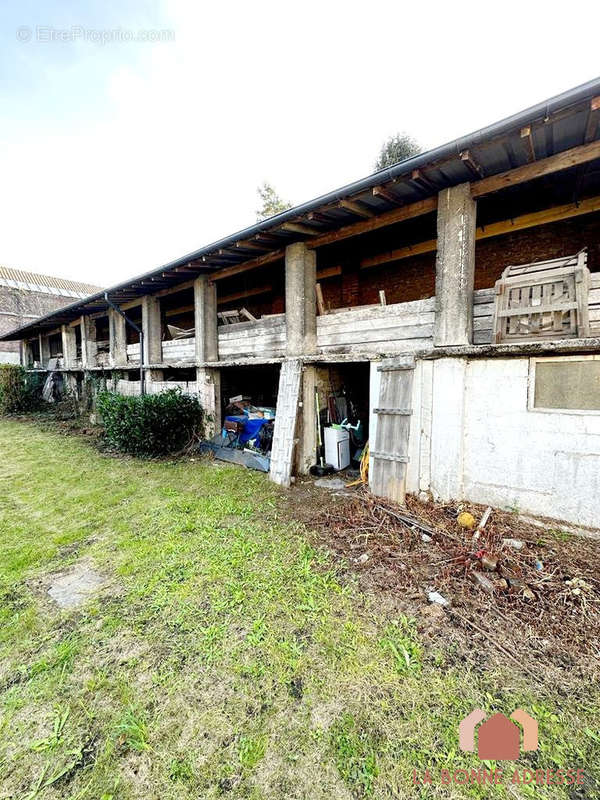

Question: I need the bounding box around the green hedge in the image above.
[0,365,44,414]
[96,388,204,456]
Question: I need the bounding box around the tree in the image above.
[374,133,421,171]
[256,182,292,221]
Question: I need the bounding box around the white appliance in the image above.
[324,427,350,470]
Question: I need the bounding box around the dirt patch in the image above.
[45,560,108,609]
[283,481,600,683]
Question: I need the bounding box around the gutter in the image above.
[104,293,145,395]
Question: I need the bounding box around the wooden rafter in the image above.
[307,210,335,224]
[411,168,437,192]
[211,248,285,281]
[372,185,401,203]
[316,265,342,280]
[281,221,320,236]
[584,96,600,143]
[337,199,374,218]
[203,142,600,281]
[471,140,600,198]
[306,197,438,249]
[520,125,536,162]
[460,149,485,178]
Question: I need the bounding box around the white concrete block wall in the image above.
[115,380,198,396]
[461,358,600,528]
[413,356,600,528]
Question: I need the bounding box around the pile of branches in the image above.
[314,491,600,672]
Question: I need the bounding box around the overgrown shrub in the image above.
[0,365,44,413]
[96,388,204,456]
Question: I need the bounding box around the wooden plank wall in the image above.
[162,339,195,362]
[473,275,600,344]
[316,297,434,354]
[218,315,286,360]
[115,379,197,396]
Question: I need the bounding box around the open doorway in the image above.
[214,364,282,462]
[314,361,370,470]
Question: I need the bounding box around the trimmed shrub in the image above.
[96,388,204,456]
[0,365,44,413]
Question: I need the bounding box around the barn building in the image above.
[2,78,600,528]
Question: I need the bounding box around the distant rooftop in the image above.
[0,266,102,299]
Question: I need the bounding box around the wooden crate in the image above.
[492,251,590,343]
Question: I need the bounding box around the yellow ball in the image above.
[457,511,476,531]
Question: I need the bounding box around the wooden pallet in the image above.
[492,251,590,343]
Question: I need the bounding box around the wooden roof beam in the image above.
[411,168,438,193]
[360,193,600,269]
[235,241,269,253]
[337,199,374,218]
[460,150,485,178]
[372,185,401,203]
[584,96,600,143]
[471,139,600,198]
[281,221,321,236]
[306,196,438,249]
[211,248,285,281]
[520,125,537,162]
[307,210,335,224]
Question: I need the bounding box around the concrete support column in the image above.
[196,367,221,437]
[194,277,218,363]
[142,295,163,365]
[434,182,476,346]
[61,325,77,369]
[39,333,50,367]
[109,309,127,367]
[21,340,34,368]
[80,316,97,369]
[285,242,317,356]
[429,358,468,501]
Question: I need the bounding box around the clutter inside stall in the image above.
[310,362,370,478]
[200,364,280,472]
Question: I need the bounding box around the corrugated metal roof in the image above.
[0,266,102,299]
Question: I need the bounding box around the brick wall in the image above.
[320,213,600,309]
[474,214,600,289]
[0,286,78,355]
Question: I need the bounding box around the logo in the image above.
[459,709,538,760]
[412,709,584,788]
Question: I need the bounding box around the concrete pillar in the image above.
[109,309,127,367]
[21,340,34,368]
[142,295,163,365]
[285,242,317,356]
[434,183,476,347]
[196,366,221,437]
[39,333,50,367]
[61,324,77,369]
[80,316,97,369]
[194,277,218,363]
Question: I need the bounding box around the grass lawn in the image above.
[0,419,598,799]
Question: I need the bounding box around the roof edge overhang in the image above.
[3,75,600,342]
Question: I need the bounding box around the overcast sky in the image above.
[1,1,599,288]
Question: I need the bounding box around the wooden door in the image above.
[371,356,415,504]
